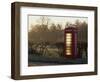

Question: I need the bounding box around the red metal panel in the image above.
[64,27,77,59]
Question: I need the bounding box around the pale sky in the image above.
[28,15,88,31]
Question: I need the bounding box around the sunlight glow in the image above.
[66,33,72,55]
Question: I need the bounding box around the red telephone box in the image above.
[64,26,77,59]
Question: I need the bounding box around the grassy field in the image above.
[28,45,87,66]
[28,54,87,66]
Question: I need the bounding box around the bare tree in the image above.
[56,24,62,30]
[49,23,57,31]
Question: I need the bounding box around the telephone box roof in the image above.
[65,26,77,32]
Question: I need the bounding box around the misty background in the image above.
[28,15,88,66]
